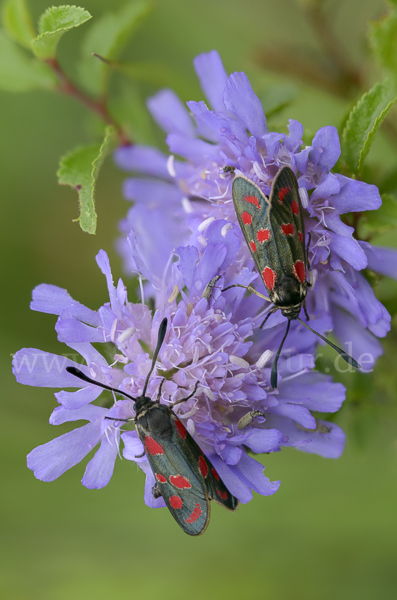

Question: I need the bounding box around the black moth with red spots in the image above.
[66,318,239,536]
[227,166,360,389]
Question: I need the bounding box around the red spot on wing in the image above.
[241,211,252,225]
[184,503,202,524]
[262,267,277,291]
[257,228,270,243]
[216,489,228,501]
[243,195,261,209]
[291,200,300,215]
[169,475,192,489]
[293,260,306,283]
[145,436,164,455]
[250,240,257,252]
[155,473,167,483]
[298,231,303,243]
[169,495,183,509]
[281,223,295,236]
[175,419,187,440]
[211,467,220,481]
[278,186,290,203]
[198,455,209,478]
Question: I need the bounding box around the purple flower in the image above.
[13,248,346,507]
[115,50,396,373]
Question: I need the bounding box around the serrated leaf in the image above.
[360,193,397,235]
[31,5,92,59]
[341,79,397,174]
[79,0,152,95]
[2,0,35,49]
[369,8,397,83]
[57,127,114,234]
[0,29,57,91]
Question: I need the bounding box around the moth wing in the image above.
[232,176,282,290]
[136,418,210,536]
[174,416,239,512]
[268,166,306,277]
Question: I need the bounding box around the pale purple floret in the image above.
[13,247,346,504]
[115,50,396,373]
[15,49,395,509]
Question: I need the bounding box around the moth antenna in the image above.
[142,317,168,396]
[297,318,361,369]
[271,320,291,389]
[66,366,136,401]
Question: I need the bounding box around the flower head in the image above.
[115,50,395,373]
[13,249,345,506]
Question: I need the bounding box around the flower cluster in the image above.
[13,245,345,504]
[13,50,397,510]
[116,50,396,372]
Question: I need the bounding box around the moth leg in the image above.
[303,300,310,321]
[135,450,145,458]
[306,232,313,287]
[222,283,271,302]
[152,483,162,499]
[171,380,199,407]
[260,305,279,329]
[155,377,166,404]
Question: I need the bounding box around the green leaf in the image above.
[79,0,152,95]
[341,79,397,174]
[31,5,92,59]
[360,193,397,236]
[57,127,114,234]
[2,0,35,49]
[369,7,397,83]
[0,29,57,91]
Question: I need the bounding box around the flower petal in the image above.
[27,422,102,481]
[55,315,103,343]
[82,435,119,489]
[55,386,102,409]
[114,145,171,179]
[31,284,100,326]
[194,50,229,112]
[223,72,267,137]
[331,305,383,372]
[13,350,87,387]
[224,72,267,137]
[96,250,124,319]
[270,403,317,429]
[148,89,195,136]
[331,175,381,214]
[279,372,346,413]
[310,126,340,170]
[359,242,397,279]
[243,428,283,453]
[329,232,367,270]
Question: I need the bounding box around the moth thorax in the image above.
[137,403,174,438]
[134,395,155,416]
[270,276,307,318]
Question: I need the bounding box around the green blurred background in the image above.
[1,0,397,598]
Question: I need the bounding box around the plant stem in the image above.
[46,57,131,146]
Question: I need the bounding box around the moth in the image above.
[67,318,239,536]
[224,166,360,389]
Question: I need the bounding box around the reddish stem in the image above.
[46,57,131,146]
